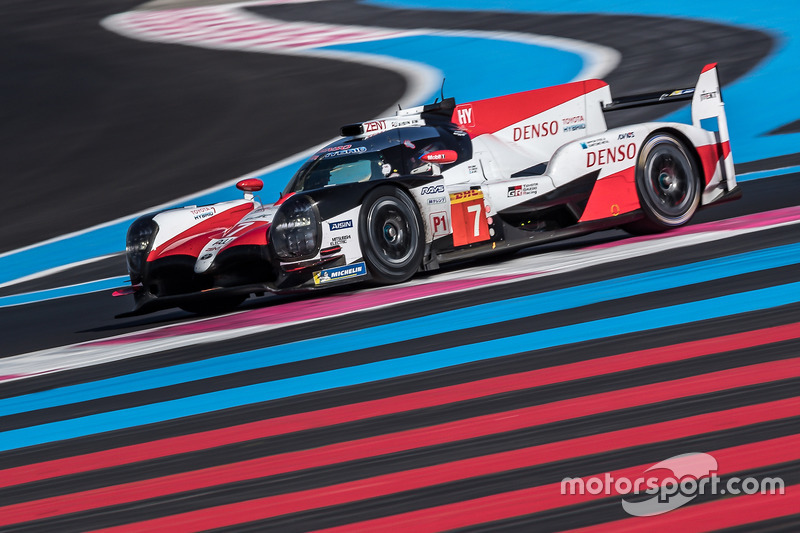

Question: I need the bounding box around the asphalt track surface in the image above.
[2,1,800,532]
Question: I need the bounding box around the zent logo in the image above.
[328,220,353,231]
[421,184,445,195]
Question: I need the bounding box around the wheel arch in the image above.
[643,126,705,185]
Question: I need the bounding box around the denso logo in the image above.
[421,184,445,195]
[587,143,637,167]
[513,120,559,141]
[328,220,353,231]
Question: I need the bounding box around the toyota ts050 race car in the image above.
[116,63,737,315]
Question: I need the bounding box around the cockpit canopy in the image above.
[284,124,472,194]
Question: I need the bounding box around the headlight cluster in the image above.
[126,216,158,282]
[270,196,320,261]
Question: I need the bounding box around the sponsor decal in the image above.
[468,164,479,175]
[190,207,216,220]
[330,234,351,246]
[200,253,213,260]
[453,129,469,137]
[664,89,694,98]
[507,183,538,197]
[422,152,448,161]
[404,140,416,149]
[587,143,637,167]
[562,115,586,133]
[618,132,635,140]
[429,212,449,238]
[611,204,620,216]
[323,146,367,158]
[319,144,352,153]
[449,189,483,204]
[581,138,609,149]
[421,184,445,195]
[328,219,353,231]
[364,120,387,133]
[455,104,475,127]
[427,196,447,205]
[513,120,559,141]
[313,262,367,285]
[700,90,718,101]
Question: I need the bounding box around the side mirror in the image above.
[236,178,263,201]
[420,150,458,164]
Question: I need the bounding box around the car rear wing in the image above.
[604,64,734,192]
[603,63,730,145]
[602,63,724,125]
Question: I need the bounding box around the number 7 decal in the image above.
[450,190,490,246]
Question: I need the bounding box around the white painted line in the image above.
[3,210,798,382]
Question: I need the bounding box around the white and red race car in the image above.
[118,64,737,315]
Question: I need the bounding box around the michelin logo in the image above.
[313,262,367,285]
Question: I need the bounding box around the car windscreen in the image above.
[286,150,390,193]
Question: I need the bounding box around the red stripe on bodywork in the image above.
[579,166,639,222]
[1,359,798,527]
[696,140,731,185]
[79,398,800,533]
[149,203,254,260]
[452,80,607,138]
[1,324,797,490]
[311,435,800,533]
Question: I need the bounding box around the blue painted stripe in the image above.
[737,166,800,182]
[2,241,799,418]
[1,280,798,453]
[322,35,583,103]
[0,276,129,309]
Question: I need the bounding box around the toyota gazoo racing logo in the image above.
[420,184,445,195]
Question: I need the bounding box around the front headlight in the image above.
[270,196,320,261]
[126,216,159,282]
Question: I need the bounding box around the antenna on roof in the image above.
[440,77,446,102]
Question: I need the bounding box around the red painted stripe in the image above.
[79,398,800,533]
[2,323,797,490]
[311,435,800,533]
[569,486,799,533]
[2,359,798,528]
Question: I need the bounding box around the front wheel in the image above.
[624,133,701,235]
[359,186,424,283]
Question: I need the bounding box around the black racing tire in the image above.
[624,133,701,235]
[179,295,246,315]
[358,186,424,284]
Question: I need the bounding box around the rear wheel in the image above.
[624,133,701,234]
[359,186,424,283]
